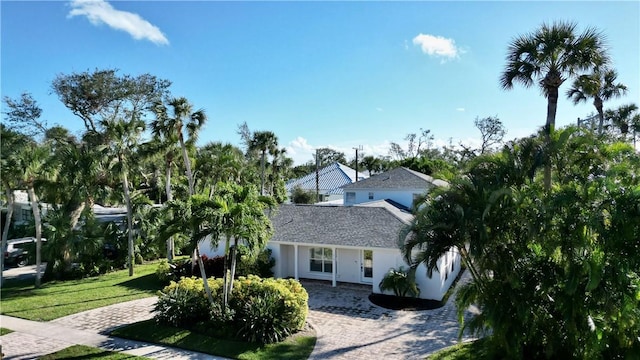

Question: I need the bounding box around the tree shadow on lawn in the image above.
[117,273,164,292]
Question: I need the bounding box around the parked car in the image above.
[3,237,46,268]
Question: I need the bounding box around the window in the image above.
[309,247,333,273]
[345,192,355,203]
[21,209,32,221]
[368,192,374,200]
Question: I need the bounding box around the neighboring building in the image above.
[341,167,448,209]
[201,167,460,301]
[285,162,367,203]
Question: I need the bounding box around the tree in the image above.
[500,21,608,189]
[400,128,640,358]
[605,103,640,145]
[52,69,170,136]
[102,118,145,276]
[152,97,207,196]
[249,131,278,196]
[361,155,382,176]
[314,147,347,167]
[474,116,506,155]
[2,93,47,138]
[0,125,30,286]
[210,183,274,307]
[566,68,627,134]
[291,186,316,204]
[16,143,56,288]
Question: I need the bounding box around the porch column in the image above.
[331,246,337,287]
[294,244,299,280]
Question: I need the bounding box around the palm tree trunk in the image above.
[179,137,195,196]
[1,187,15,287]
[121,162,135,277]
[69,201,86,230]
[27,186,43,288]
[595,97,604,135]
[544,87,559,191]
[228,239,238,295]
[260,150,266,196]
[222,236,231,308]
[165,160,174,260]
[195,245,215,305]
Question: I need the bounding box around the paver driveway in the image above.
[303,273,477,359]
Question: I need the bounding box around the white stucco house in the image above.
[285,162,367,203]
[200,167,461,301]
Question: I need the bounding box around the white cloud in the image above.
[412,33,461,61]
[456,107,466,112]
[68,0,169,45]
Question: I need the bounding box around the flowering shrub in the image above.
[154,275,308,344]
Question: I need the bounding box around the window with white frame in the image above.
[345,192,355,203]
[368,192,374,200]
[309,247,333,273]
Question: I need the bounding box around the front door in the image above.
[361,250,373,283]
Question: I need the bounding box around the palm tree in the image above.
[605,104,640,145]
[211,183,274,307]
[195,142,245,196]
[500,21,608,189]
[16,143,55,288]
[361,155,382,176]
[249,131,278,195]
[566,68,627,134]
[152,97,207,196]
[102,118,145,276]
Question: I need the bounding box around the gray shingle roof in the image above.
[341,167,447,190]
[285,162,367,195]
[269,203,410,249]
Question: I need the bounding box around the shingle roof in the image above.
[285,162,367,195]
[269,203,410,249]
[341,167,447,190]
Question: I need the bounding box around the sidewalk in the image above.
[0,315,229,360]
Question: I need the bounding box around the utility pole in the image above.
[353,145,362,182]
[315,148,320,202]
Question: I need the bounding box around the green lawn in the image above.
[112,319,316,360]
[0,328,14,336]
[0,263,164,321]
[427,338,490,360]
[39,345,148,359]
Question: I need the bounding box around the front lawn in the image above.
[111,319,316,360]
[39,345,148,359]
[0,263,163,321]
[427,338,490,359]
[0,328,14,336]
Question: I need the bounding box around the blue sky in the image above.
[2,1,639,165]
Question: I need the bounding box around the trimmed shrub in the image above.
[153,275,308,344]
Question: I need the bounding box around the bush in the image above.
[154,275,308,344]
[234,246,275,278]
[135,253,144,265]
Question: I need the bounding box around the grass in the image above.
[0,263,164,321]
[0,328,14,335]
[39,345,148,359]
[427,338,490,360]
[112,319,316,360]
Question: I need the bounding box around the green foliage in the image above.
[378,266,420,298]
[402,127,640,358]
[234,246,275,278]
[154,275,308,344]
[291,185,316,204]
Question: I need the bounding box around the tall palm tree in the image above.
[605,104,640,145]
[102,118,145,276]
[16,143,56,288]
[500,21,608,189]
[195,142,245,196]
[249,131,278,195]
[153,97,207,196]
[566,68,627,134]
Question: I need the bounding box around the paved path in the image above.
[1,272,476,359]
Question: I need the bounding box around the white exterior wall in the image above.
[344,188,428,208]
[373,247,462,301]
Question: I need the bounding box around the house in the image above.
[341,167,448,209]
[200,167,461,301]
[285,162,367,203]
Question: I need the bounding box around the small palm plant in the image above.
[378,266,420,298]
